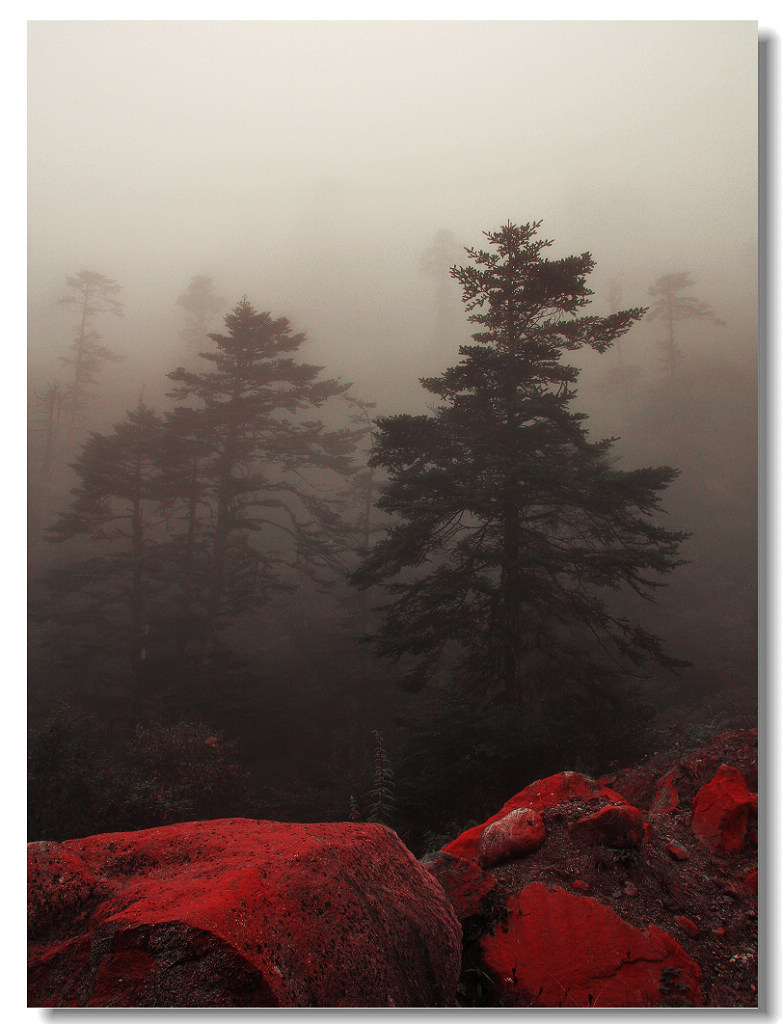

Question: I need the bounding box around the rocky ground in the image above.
[28,727,758,1008]
[440,728,759,1008]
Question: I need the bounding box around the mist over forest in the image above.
[27,20,757,850]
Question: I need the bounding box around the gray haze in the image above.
[28,20,757,413]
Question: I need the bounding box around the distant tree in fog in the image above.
[166,297,357,667]
[648,272,725,379]
[28,379,65,539]
[41,401,164,708]
[58,270,124,424]
[341,395,379,559]
[30,379,63,481]
[419,228,462,343]
[601,276,643,397]
[176,275,226,351]
[32,299,368,713]
[354,221,689,710]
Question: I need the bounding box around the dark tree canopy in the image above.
[166,297,357,661]
[42,401,165,699]
[36,298,364,704]
[354,221,689,702]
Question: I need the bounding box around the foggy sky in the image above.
[27,20,758,409]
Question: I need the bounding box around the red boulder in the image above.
[500,771,629,816]
[477,807,546,867]
[27,840,103,938]
[691,765,754,856]
[569,804,644,849]
[443,772,626,862]
[479,882,702,1007]
[424,850,497,921]
[28,819,462,1007]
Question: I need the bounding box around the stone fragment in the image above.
[477,807,545,868]
[673,915,700,938]
[569,804,644,848]
[691,765,754,856]
[650,769,682,816]
[666,843,689,861]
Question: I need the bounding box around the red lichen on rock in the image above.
[480,882,702,1008]
[650,768,683,816]
[443,772,626,862]
[691,765,754,856]
[477,807,545,867]
[28,819,462,1008]
[568,804,644,849]
[424,850,496,921]
[27,841,102,939]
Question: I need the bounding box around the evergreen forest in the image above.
[27,223,757,856]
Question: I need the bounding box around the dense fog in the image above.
[27,21,757,849]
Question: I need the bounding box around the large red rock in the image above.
[569,804,644,848]
[500,771,629,816]
[27,840,104,936]
[479,882,702,1007]
[477,807,546,867]
[691,765,754,856]
[443,772,627,862]
[424,850,497,921]
[28,819,462,1008]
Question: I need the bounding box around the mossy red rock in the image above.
[480,882,702,1007]
[477,807,546,867]
[691,765,754,856]
[28,819,461,1008]
[443,771,628,862]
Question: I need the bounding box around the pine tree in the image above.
[58,270,124,423]
[367,730,395,826]
[153,404,212,665]
[419,228,462,345]
[353,221,689,705]
[41,401,165,701]
[31,379,63,479]
[28,379,64,536]
[648,272,725,379]
[166,297,357,663]
[176,275,225,351]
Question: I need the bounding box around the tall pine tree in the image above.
[166,297,357,664]
[354,221,689,706]
[40,401,165,707]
